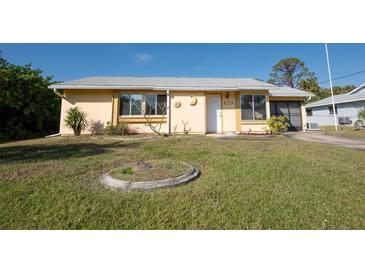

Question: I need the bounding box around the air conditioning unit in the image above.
[338,117,351,124]
[307,123,319,130]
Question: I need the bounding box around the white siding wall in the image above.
[306,100,365,126]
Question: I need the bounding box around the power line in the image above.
[319,69,365,84]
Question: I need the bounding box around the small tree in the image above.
[358,109,365,121]
[181,120,191,135]
[64,107,88,136]
[143,102,168,136]
[269,57,315,88]
[268,115,290,134]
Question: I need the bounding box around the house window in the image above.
[329,105,338,115]
[120,94,142,115]
[306,108,313,116]
[119,93,167,116]
[240,94,266,120]
[145,94,167,115]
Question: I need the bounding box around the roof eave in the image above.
[305,97,365,108]
[49,85,272,91]
[48,84,312,97]
[270,93,311,98]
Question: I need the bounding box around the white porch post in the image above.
[265,94,270,119]
[166,90,170,134]
[301,101,307,131]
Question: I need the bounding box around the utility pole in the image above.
[325,43,338,131]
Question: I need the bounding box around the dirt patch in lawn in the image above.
[109,159,191,182]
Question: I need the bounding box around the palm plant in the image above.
[358,109,365,121]
[64,107,88,136]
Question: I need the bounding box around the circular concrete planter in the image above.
[100,162,199,190]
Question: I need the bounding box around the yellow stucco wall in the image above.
[240,122,270,133]
[170,91,206,134]
[126,123,168,134]
[60,89,113,135]
[118,117,167,134]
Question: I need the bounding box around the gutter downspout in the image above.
[52,88,64,137]
[53,88,65,99]
[166,90,170,134]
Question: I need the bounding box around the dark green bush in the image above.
[121,166,133,175]
[0,53,60,141]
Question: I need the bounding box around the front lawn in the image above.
[321,125,365,139]
[0,136,364,229]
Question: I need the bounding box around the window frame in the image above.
[306,108,313,116]
[119,93,143,116]
[157,94,167,115]
[240,94,267,121]
[145,94,157,116]
[119,92,167,117]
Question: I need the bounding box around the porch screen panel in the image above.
[288,102,301,130]
[276,102,289,116]
[270,102,277,116]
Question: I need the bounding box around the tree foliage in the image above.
[0,53,60,141]
[268,57,357,103]
[269,57,315,88]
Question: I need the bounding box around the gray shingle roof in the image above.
[305,84,365,108]
[49,76,311,97]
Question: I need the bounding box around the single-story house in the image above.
[49,77,311,135]
[305,84,365,126]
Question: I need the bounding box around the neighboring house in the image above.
[306,84,365,126]
[49,77,311,135]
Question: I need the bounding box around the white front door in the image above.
[206,95,222,133]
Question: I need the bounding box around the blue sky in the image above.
[1,43,365,87]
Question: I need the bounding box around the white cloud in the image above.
[135,53,152,63]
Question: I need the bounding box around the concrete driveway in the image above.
[292,131,365,151]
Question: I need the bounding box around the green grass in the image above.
[109,159,189,181]
[322,126,365,139]
[0,135,364,229]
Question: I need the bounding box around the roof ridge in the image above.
[72,76,261,80]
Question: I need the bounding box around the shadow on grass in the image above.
[0,141,139,162]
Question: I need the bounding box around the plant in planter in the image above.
[268,115,290,134]
[64,106,88,136]
[354,110,365,130]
